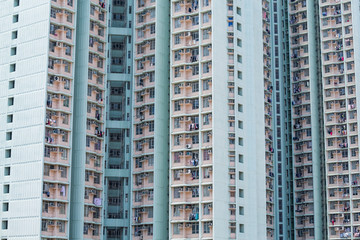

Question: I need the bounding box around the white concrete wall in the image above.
[212,1,231,239]
[236,1,267,239]
[0,0,50,238]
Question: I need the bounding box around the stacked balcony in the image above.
[319,0,359,239]
[170,0,214,239]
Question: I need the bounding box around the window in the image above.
[192,223,199,234]
[175,34,181,44]
[203,12,210,23]
[6,132,12,141]
[4,167,10,176]
[2,221,8,230]
[203,186,210,197]
[237,55,242,63]
[203,45,210,56]
[203,222,211,233]
[175,18,181,28]
[14,0,19,7]
[5,149,11,158]
[239,171,244,180]
[2,203,9,212]
[239,189,244,198]
[13,14,18,23]
[10,64,16,72]
[237,7,241,15]
[239,206,244,215]
[203,28,210,40]
[237,23,242,31]
[149,138,154,149]
[239,224,244,233]
[174,101,181,111]
[3,185,10,194]
[10,47,16,56]
[12,31,18,39]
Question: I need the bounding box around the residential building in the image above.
[131,0,170,239]
[103,0,133,239]
[5,0,360,240]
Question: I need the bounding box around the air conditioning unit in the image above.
[56,42,62,47]
[185,223,191,228]
[186,144,192,149]
[90,207,96,212]
[57,202,63,207]
[48,221,55,225]
[208,149,212,154]
[57,221,63,226]
[208,185,213,190]
[49,202,56,207]
[54,76,60,81]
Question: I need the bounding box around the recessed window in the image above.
[239,224,244,233]
[238,87,242,96]
[238,138,243,146]
[14,0,19,7]
[239,171,244,180]
[10,64,16,72]
[5,149,11,158]
[6,132,12,141]
[4,167,10,176]
[237,38,242,47]
[3,166,11,177]
[10,47,16,56]
[239,189,244,198]
[239,206,244,215]
[9,80,15,89]
[237,7,241,15]
[239,154,243,163]
[8,98,14,106]
[2,203,9,212]
[237,71,242,79]
[13,14,18,23]
[2,220,8,230]
[237,55,242,63]
[237,23,242,31]
[11,31,18,39]
[7,115,13,123]
[238,121,243,129]
[3,185,10,194]
[238,104,243,112]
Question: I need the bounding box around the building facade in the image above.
[4,0,360,240]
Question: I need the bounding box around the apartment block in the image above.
[131,0,170,239]
[5,0,360,240]
[103,0,133,239]
[0,0,107,239]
